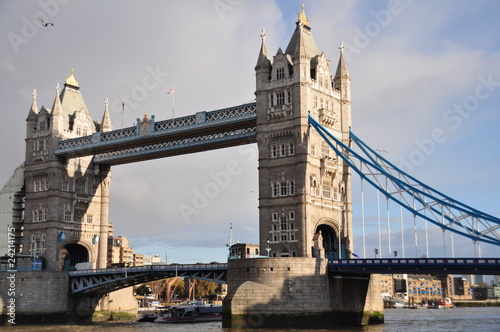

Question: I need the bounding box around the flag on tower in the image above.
[167,87,174,94]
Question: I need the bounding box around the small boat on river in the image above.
[154,301,222,323]
[428,297,454,309]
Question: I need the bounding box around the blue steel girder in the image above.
[55,103,257,166]
[68,263,228,296]
[328,258,500,275]
[308,114,500,247]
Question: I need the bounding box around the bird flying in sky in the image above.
[38,19,54,27]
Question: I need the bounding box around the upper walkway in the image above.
[55,103,257,165]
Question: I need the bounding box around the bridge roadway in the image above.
[68,258,500,295]
[55,103,257,165]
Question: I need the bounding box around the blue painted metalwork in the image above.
[328,258,500,275]
[69,263,228,295]
[308,114,500,247]
[67,259,500,295]
[55,102,257,165]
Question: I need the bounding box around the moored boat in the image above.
[154,301,222,323]
[428,297,454,309]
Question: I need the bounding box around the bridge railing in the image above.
[329,258,500,265]
[68,263,228,276]
[57,102,257,154]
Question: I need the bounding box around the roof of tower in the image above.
[284,4,319,57]
[58,69,97,133]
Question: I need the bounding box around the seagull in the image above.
[38,19,54,27]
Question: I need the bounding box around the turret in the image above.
[50,83,64,136]
[26,89,39,138]
[334,42,351,102]
[100,98,113,132]
[255,29,272,87]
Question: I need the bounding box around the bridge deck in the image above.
[55,103,257,165]
[67,259,500,296]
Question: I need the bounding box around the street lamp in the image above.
[374,248,379,258]
[124,261,133,278]
[266,240,271,257]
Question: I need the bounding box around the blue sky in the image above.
[1,1,499,265]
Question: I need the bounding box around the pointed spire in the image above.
[100,98,113,132]
[256,28,272,71]
[51,83,62,116]
[27,89,39,121]
[50,83,65,135]
[334,41,351,81]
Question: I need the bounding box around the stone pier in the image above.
[223,257,383,329]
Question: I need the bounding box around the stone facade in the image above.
[223,7,383,329]
[22,71,113,271]
[255,5,352,260]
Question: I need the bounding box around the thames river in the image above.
[6,307,500,332]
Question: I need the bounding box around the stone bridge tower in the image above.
[223,7,382,329]
[255,5,353,259]
[23,71,112,271]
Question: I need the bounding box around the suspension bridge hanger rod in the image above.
[308,114,500,247]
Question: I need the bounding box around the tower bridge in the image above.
[1,4,499,329]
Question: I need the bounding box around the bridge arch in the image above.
[59,241,94,271]
[315,219,344,259]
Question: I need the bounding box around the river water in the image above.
[6,307,500,332]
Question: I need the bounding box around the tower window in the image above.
[287,90,291,103]
[75,177,86,194]
[276,92,285,105]
[271,145,278,158]
[272,213,278,222]
[288,142,295,155]
[276,67,285,80]
[62,180,70,191]
[323,181,331,199]
[87,214,93,224]
[321,141,329,157]
[272,183,280,197]
[289,211,295,220]
[74,209,85,223]
[280,144,287,157]
[38,120,46,131]
[64,211,72,222]
[310,144,316,156]
[280,182,287,196]
[288,181,296,195]
[281,218,287,230]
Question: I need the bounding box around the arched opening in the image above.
[60,243,89,271]
[316,224,344,259]
[279,247,290,257]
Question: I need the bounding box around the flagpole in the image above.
[121,98,124,136]
[172,86,175,119]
